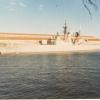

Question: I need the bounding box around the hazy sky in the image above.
[0,0,100,37]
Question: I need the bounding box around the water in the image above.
[0,52,100,99]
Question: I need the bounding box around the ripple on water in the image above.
[0,52,100,98]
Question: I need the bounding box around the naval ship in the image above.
[0,22,100,54]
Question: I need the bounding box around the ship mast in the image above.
[63,21,68,40]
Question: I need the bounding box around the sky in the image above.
[0,0,100,37]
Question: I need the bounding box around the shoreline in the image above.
[0,49,100,56]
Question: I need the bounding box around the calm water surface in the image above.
[0,52,100,99]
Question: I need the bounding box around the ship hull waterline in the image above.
[0,44,100,55]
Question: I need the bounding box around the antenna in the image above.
[63,20,67,35]
[63,20,68,40]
